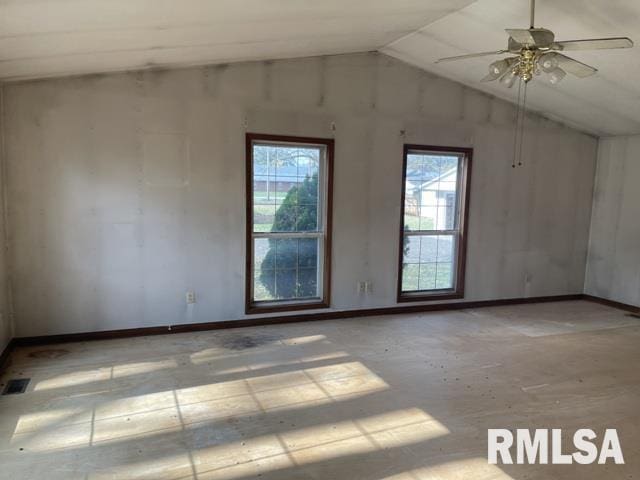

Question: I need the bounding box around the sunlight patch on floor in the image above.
[34,368,112,391]
[13,407,92,435]
[245,351,350,372]
[34,358,178,391]
[92,408,447,480]
[379,457,515,480]
[10,360,389,452]
[112,358,179,378]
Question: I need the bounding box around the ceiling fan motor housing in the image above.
[517,49,537,83]
[507,28,555,51]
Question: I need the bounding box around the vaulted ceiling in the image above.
[2,0,638,136]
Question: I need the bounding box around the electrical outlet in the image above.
[186,291,196,304]
[365,282,373,294]
[357,281,366,294]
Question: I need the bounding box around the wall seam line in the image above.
[581,137,601,296]
[0,85,15,339]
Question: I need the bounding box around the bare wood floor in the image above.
[0,300,639,479]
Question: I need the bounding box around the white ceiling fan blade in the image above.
[553,37,633,51]
[506,28,554,47]
[507,37,525,52]
[435,51,506,63]
[555,53,597,78]
[480,73,498,82]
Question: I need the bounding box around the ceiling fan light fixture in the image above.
[548,66,566,84]
[500,69,518,88]
[539,52,559,72]
[489,59,509,76]
[485,58,518,81]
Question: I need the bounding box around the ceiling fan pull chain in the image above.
[512,78,523,168]
[518,82,528,167]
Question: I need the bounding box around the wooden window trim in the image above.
[245,133,334,314]
[397,144,472,303]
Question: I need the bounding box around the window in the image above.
[246,133,333,313]
[398,145,472,302]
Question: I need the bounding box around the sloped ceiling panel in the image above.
[0,0,475,80]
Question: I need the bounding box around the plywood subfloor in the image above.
[0,300,639,479]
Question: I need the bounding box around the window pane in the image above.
[406,155,423,179]
[400,149,465,297]
[422,156,441,182]
[436,262,453,289]
[253,176,276,205]
[272,202,297,232]
[404,212,419,231]
[297,268,318,298]
[250,139,328,307]
[419,263,437,290]
[436,205,453,230]
[297,177,319,205]
[297,148,320,177]
[408,154,460,233]
[253,145,320,234]
[253,204,276,233]
[276,238,297,269]
[402,235,420,263]
[401,263,419,292]
[253,145,276,176]
[418,206,437,230]
[252,237,320,302]
[254,238,274,301]
[298,238,319,268]
[297,204,318,231]
[275,179,298,206]
[439,155,459,175]
[437,235,455,263]
[419,235,438,263]
[254,237,273,269]
[254,268,274,301]
[401,234,456,292]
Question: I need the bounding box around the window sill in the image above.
[397,291,464,303]
[246,300,330,315]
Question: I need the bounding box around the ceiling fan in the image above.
[436,0,633,86]
[435,0,633,168]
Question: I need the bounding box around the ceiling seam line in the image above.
[378,0,483,51]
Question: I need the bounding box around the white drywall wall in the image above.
[585,136,640,307]
[2,53,598,337]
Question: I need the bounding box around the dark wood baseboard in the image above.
[2,293,636,372]
[13,294,584,348]
[0,338,15,375]
[582,294,640,314]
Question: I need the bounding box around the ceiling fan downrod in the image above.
[530,0,535,29]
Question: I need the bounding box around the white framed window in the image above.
[246,134,333,313]
[398,145,472,301]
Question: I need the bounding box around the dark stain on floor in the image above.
[219,333,282,351]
